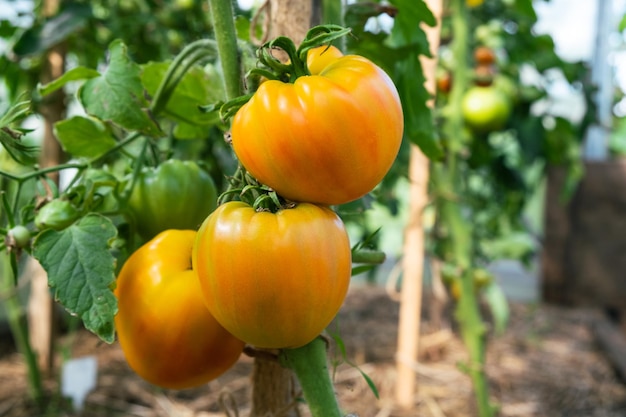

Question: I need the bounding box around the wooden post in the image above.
[28,0,66,375]
[394,0,442,409]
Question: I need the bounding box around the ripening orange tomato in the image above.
[115,230,245,389]
[231,45,403,205]
[193,201,352,349]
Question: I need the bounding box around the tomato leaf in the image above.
[38,66,101,97]
[387,0,435,50]
[79,40,161,136]
[395,56,443,159]
[32,214,118,343]
[54,116,117,158]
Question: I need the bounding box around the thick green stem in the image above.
[322,0,344,27]
[150,39,217,115]
[454,270,496,417]
[442,0,496,416]
[1,253,43,404]
[280,337,342,417]
[321,0,345,51]
[208,0,242,100]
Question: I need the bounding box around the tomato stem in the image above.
[150,39,217,116]
[207,0,242,101]
[440,0,497,416]
[280,337,343,417]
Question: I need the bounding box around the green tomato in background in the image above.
[127,159,217,241]
[462,85,512,133]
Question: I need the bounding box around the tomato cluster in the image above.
[115,41,403,388]
[192,44,403,350]
[461,46,512,133]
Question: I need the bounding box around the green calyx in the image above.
[255,24,351,83]
[218,165,291,213]
[218,25,351,122]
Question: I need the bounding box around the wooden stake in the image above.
[394,0,443,409]
[27,0,66,376]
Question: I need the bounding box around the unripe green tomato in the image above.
[8,225,31,248]
[35,200,80,231]
[127,160,217,241]
[462,85,511,132]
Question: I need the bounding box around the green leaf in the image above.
[11,3,92,57]
[483,282,509,335]
[141,61,224,131]
[0,100,38,163]
[395,56,443,159]
[387,0,435,50]
[32,214,118,343]
[79,40,161,136]
[53,116,117,158]
[173,122,210,140]
[38,66,101,97]
[0,100,31,127]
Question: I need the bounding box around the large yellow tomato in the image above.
[192,202,352,349]
[115,230,245,389]
[231,46,403,205]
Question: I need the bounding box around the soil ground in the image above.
[1,285,626,417]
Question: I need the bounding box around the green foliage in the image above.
[141,62,225,138]
[79,40,161,136]
[33,214,118,343]
[54,116,117,158]
[431,0,594,268]
[345,0,441,159]
[37,66,101,97]
[0,100,38,164]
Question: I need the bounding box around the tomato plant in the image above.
[193,201,351,349]
[115,229,245,389]
[231,45,403,205]
[127,159,217,241]
[461,85,511,132]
